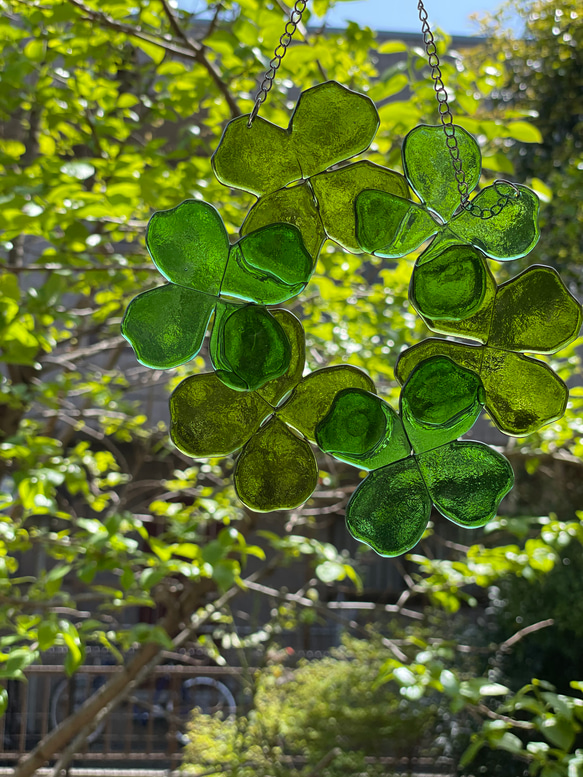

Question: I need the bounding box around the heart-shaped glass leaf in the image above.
[257,309,306,407]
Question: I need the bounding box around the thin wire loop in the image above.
[247,0,307,128]
[416,0,520,219]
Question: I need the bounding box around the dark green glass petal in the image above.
[402,124,481,221]
[400,356,486,454]
[410,245,488,321]
[210,303,291,392]
[211,115,299,197]
[310,161,409,253]
[290,81,379,178]
[257,309,306,407]
[241,182,325,263]
[121,284,214,369]
[278,365,376,443]
[417,441,514,528]
[395,339,484,386]
[315,388,410,471]
[480,348,569,436]
[355,189,438,257]
[169,373,272,458]
[450,184,540,260]
[234,417,318,512]
[345,458,432,557]
[146,200,230,294]
[489,265,583,353]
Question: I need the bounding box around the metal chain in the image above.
[247,0,307,128]
[416,0,520,218]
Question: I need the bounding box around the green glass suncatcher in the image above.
[120,4,582,557]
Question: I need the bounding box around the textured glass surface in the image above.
[409,245,488,322]
[400,356,486,453]
[355,124,540,263]
[345,458,432,557]
[416,441,514,528]
[257,310,306,407]
[234,417,318,512]
[121,285,215,369]
[402,124,481,221]
[315,388,411,470]
[397,265,582,436]
[170,373,271,458]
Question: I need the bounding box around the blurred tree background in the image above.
[0,0,581,774]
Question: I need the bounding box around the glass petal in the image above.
[209,303,291,392]
[345,457,432,557]
[290,81,379,178]
[234,417,318,512]
[315,388,410,471]
[121,284,214,369]
[450,184,540,260]
[169,373,272,458]
[395,339,484,386]
[211,115,300,197]
[417,441,514,528]
[402,124,482,221]
[480,348,569,436]
[355,190,438,257]
[489,265,583,353]
[146,200,229,294]
[410,244,489,321]
[241,182,325,263]
[278,365,375,443]
[310,161,409,253]
[400,355,486,454]
[257,309,306,407]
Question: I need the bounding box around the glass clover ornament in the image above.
[121,199,313,391]
[316,356,514,557]
[169,310,375,512]
[212,81,409,259]
[397,265,583,437]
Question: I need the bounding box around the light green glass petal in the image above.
[315,388,410,471]
[450,184,540,260]
[209,303,291,392]
[402,124,481,221]
[278,365,375,443]
[169,373,272,458]
[121,285,215,369]
[355,190,438,257]
[410,245,488,322]
[417,441,514,528]
[310,161,409,253]
[395,339,484,386]
[211,114,300,197]
[400,356,486,454]
[234,417,318,512]
[241,182,325,263]
[290,81,379,178]
[480,348,569,436]
[222,223,312,305]
[257,309,306,407]
[146,200,229,294]
[345,458,432,557]
[489,265,583,353]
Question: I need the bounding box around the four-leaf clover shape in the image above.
[169,309,374,512]
[396,264,583,436]
[212,80,408,259]
[315,356,514,557]
[121,199,313,391]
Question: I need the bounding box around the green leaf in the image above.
[0,688,7,717]
[135,39,165,64]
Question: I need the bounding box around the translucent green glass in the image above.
[315,388,411,471]
[416,441,514,528]
[234,417,318,512]
[257,309,306,408]
[355,190,438,257]
[345,458,432,557]
[396,339,484,385]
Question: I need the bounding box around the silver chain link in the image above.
[416,0,520,218]
[247,0,307,128]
